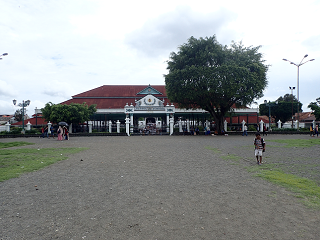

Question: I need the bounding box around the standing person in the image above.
[315,125,319,137]
[242,124,248,136]
[44,127,48,138]
[49,125,55,139]
[195,126,199,135]
[310,125,314,137]
[263,125,267,136]
[57,126,63,141]
[63,126,69,140]
[40,127,45,138]
[254,132,266,165]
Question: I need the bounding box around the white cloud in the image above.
[1,0,320,115]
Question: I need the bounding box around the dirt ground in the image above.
[0,135,319,240]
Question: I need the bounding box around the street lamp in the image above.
[13,99,31,133]
[0,53,8,60]
[283,55,315,129]
[289,86,295,128]
[264,100,278,130]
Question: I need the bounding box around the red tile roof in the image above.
[61,85,171,109]
[12,117,48,126]
[72,85,167,98]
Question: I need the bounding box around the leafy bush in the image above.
[248,125,257,131]
[272,128,298,132]
[25,129,40,134]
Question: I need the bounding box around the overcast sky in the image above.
[1,0,319,115]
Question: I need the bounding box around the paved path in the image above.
[0,135,319,239]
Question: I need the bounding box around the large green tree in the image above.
[41,102,97,125]
[308,97,320,121]
[13,109,24,122]
[165,35,268,134]
[259,94,302,124]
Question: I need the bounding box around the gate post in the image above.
[125,117,130,136]
[109,120,112,133]
[116,120,120,133]
[170,117,174,135]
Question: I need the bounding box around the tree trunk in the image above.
[208,110,225,135]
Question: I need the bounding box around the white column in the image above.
[241,120,246,132]
[260,120,264,132]
[170,117,174,135]
[313,120,316,129]
[125,117,130,136]
[116,120,120,133]
[47,122,51,133]
[109,120,112,133]
[277,120,282,128]
[69,123,72,133]
[179,119,182,132]
[294,120,298,129]
[224,120,228,132]
[26,121,32,131]
[166,114,170,133]
[187,119,190,132]
[5,122,11,132]
[88,122,92,133]
[130,114,134,133]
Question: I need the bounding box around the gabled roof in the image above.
[137,85,163,95]
[72,85,167,98]
[61,85,170,109]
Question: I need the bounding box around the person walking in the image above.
[254,132,266,165]
[242,124,248,136]
[315,125,319,137]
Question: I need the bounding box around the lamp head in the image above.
[13,99,17,105]
[264,100,267,104]
[310,59,315,61]
[283,59,288,61]
[3,53,8,56]
[304,54,308,58]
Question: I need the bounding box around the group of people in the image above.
[40,125,69,140]
[57,126,69,141]
[309,125,319,137]
[40,126,54,139]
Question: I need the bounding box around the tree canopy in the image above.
[259,94,302,124]
[164,35,268,134]
[13,109,24,122]
[41,102,96,125]
[308,97,320,121]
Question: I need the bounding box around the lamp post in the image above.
[264,100,278,130]
[0,53,8,60]
[13,99,31,133]
[289,86,295,128]
[283,55,315,130]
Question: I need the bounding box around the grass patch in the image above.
[220,154,240,162]
[0,141,35,149]
[250,164,320,209]
[268,139,320,148]
[205,146,221,154]
[0,147,87,182]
